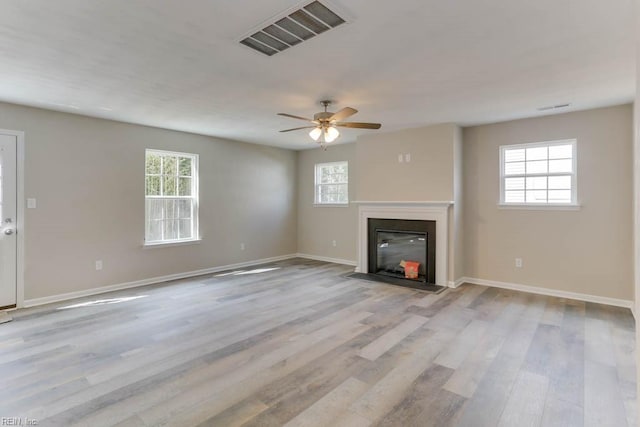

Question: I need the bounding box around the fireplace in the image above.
[356,202,451,287]
[368,218,436,284]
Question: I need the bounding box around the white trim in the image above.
[296,253,357,266]
[500,139,577,206]
[143,238,202,249]
[145,149,199,245]
[352,201,454,207]
[459,276,633,309]
[356,203,450,287]
[16,131,25,309]
[18,253,632,310]
[314,161,349,205]
[500,139,577,151]
[146,148,199,158]
[497,203,581,211]
[22,254,298,308]
[0,129,25,309]
[448,277,465,288]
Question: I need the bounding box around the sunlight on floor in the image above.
[214,267,280,277]
[57,295,148,310]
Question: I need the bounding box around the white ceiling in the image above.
[0,0,635,149]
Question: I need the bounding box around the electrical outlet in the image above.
[95,260,103,271]
[515,258,523,268]
[398,154,403,163]
[405,153,411,162]
[332,240,337,247]
[240,243,245,251]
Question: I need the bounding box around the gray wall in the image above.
[296,143,357,262]
[355,124,457,202]
[4,99,634,303]
[464,104,633,300]
[0,102,297,300]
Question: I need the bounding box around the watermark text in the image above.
[1,418,39,426]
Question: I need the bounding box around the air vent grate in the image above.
[537,103,571,112]
[240,1,346,56]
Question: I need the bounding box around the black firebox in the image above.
[367,218,436,285]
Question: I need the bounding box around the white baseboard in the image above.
[295,253,357,266]
[459,276,633,309]
[23,254,298,308]
[447,277,465,289]
[24,256,630,311]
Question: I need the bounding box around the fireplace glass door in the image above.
[376,230,427,281]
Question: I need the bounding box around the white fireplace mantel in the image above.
[355,201,452,286]
[352,201,453,207]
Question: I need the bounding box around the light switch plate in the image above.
[27,198,37,209]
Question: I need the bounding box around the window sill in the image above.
[313,203,350,208]
[143,238,202,249]
[498,203,581,211]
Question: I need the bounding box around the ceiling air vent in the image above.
[239,1,346,56]
[537,103,571,112]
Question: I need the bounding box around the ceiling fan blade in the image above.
[280,126,318,133]
[335,122,382,129]
[329,107,358,122]
[277,113,315,122]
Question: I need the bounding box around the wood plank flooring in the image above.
[0,258,636,426]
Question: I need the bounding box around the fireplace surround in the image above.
[356,201,451,287]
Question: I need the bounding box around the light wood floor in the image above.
[0,259,636,427]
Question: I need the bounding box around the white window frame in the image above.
[499,139,579,209]
[144,149,200,246]
[314,161,349,206]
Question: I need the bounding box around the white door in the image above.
[0,133,17,308]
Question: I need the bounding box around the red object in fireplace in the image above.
[404,261,420,279]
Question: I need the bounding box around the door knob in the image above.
[4,229,14,235]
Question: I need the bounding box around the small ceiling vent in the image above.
[537,103,571,112]
[240,1,346,56]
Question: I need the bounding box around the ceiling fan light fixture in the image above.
[324,126,339,143]
[309,125,338,143]
[309,127,322,141]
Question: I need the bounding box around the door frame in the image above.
[0,129,25,309]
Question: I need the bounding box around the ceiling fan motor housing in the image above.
[314,111,333,122]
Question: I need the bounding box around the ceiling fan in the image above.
[278,100,381,148]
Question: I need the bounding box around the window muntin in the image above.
[500,140,576,205]
[314,161,348,205]
[145,150,198,244]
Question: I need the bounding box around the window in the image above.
[314,161,348,205]
[145,149,198,244]
[500,139,576,206]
